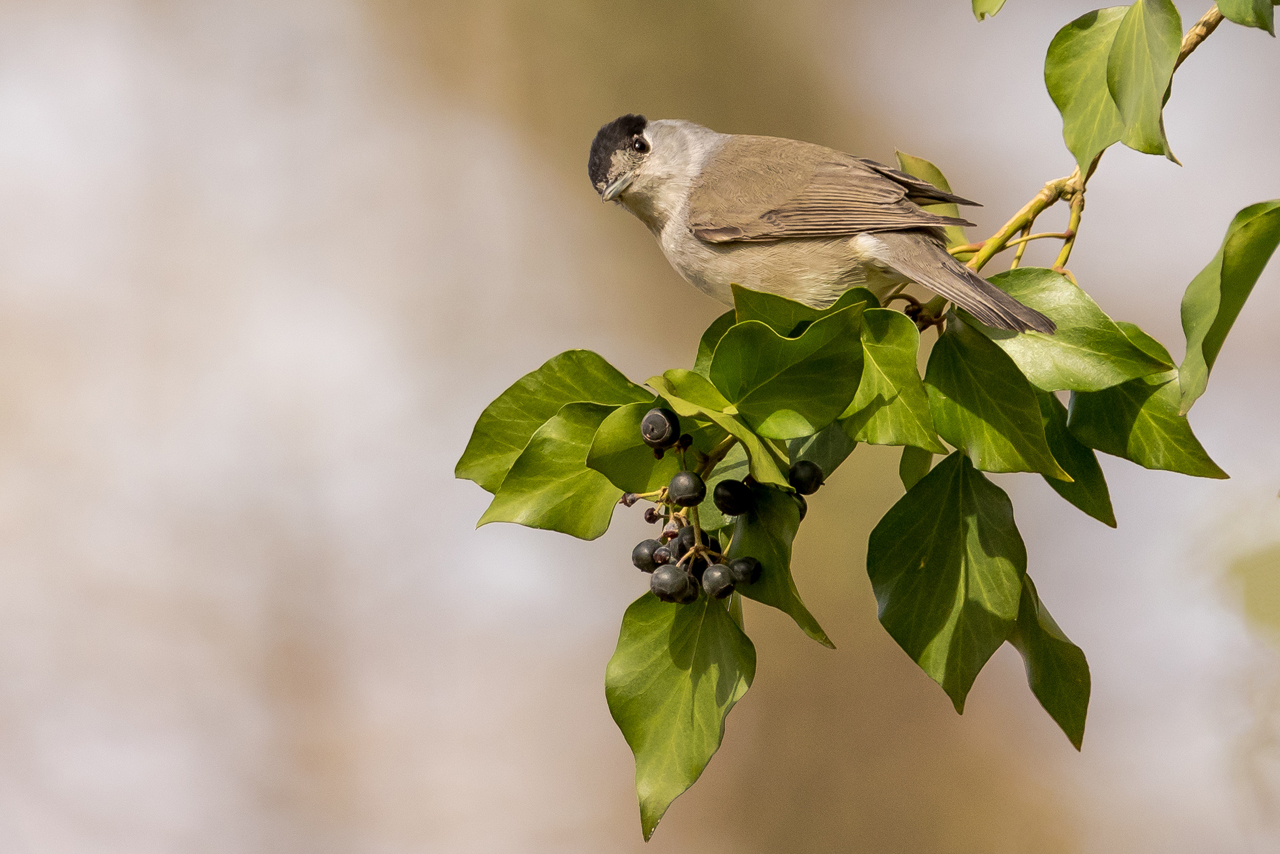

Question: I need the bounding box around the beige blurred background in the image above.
[0,1,1277,851]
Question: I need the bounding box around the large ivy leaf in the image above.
[694,310,736,378]
[1009,575,1091,750]
[1067,370,1229,479]
[726,484,833,647]
[1037,391,1116,527]
[457,350,649,492]
[1108,0,1181,161]
[1218,0,1276,36]
[606,593,756,841]
[972,0,1008,20]
[1045,7,1128,174]
[730,283,876,337]
[586,401,682,494]
[1179,200,1280,413]
[925,314,1070,480]
[974,268,1172,392]
[894,151,969,249]
[646,375,789,488]
[478,403,623,539]
[866,452,1026,712]
[843,308,946,453]
[710,306,865,440]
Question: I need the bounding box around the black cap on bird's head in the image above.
[589,114,649,200]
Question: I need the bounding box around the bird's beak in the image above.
[601,170,635,202]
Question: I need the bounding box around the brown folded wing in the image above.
[688,136,977,244]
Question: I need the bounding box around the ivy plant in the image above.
[457,2,1279,841]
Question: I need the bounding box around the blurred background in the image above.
[0,0,1277,851]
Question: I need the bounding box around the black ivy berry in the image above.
[702,564,735,599]
[651,565,690,602]
[644,507,662,525]
[652,544,673,565]
[789,460,825,495]
[631,539,662,573]
[729,556,762,585]
[713,479,754,516]
[641,408,681,449]
[668,471,706,507]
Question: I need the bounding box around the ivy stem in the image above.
[1176,5,1224,72]
[1052,189,1086,275]
[1008,224,1033,270]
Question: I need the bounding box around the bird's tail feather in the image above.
[876,232,1056,334]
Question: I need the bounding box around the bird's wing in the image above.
[688,136,978,244]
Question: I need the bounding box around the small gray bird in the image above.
[588,114,1054,334]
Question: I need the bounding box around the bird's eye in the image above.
[632,136,650,153]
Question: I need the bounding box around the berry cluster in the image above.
[624,408,824,605]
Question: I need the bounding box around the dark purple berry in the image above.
[789,461,825,495]
[652,544,673,566]
[713,479,753,516]
[702,564,735,599]
[641,408,681,449]
[644,507,662,525]
[651,565,689,602]
[676,525,711,554]
[728,556,762,585]
[631,539,662,573]
[668,471,706,507]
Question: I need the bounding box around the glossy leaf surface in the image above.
[726,484,833,647]
[867,452,1026,712]
[1179,200,1280,412]
[478,403,623,539]
[845,307,946,452]
[925,314,1069,480]
[457,350,648,492]
[1010,575,1091,750]
[606,593,755,841]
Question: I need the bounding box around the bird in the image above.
[588,114,1055,334]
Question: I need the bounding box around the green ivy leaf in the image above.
[899,445,934,491]
[661,369,733,411]
[726,484,833,647]
[1037,391,1116,527]
[843,308,947,453]
[866,452,1026,712]
[1009,575,1091,750]
[1218,0,1276,36]
[1045,7,1128,174]
[894,151,970,249]
[457,350,649,492]
[694,310,736,378]
[925,314,1070,480]
[971,268,1172,392]
[606,592,756,841]
[731,284,876,337]
[1067,371,1229,479]
[478,403,623,539]
[1179,200,1280,413]
[972,0,1008,20]
[646,375,790,488]
[1108,0,1181,161]
[1115,320,1172,363]
[710,306,866,440]
[586,401,681,493]
[787,420,859,479]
